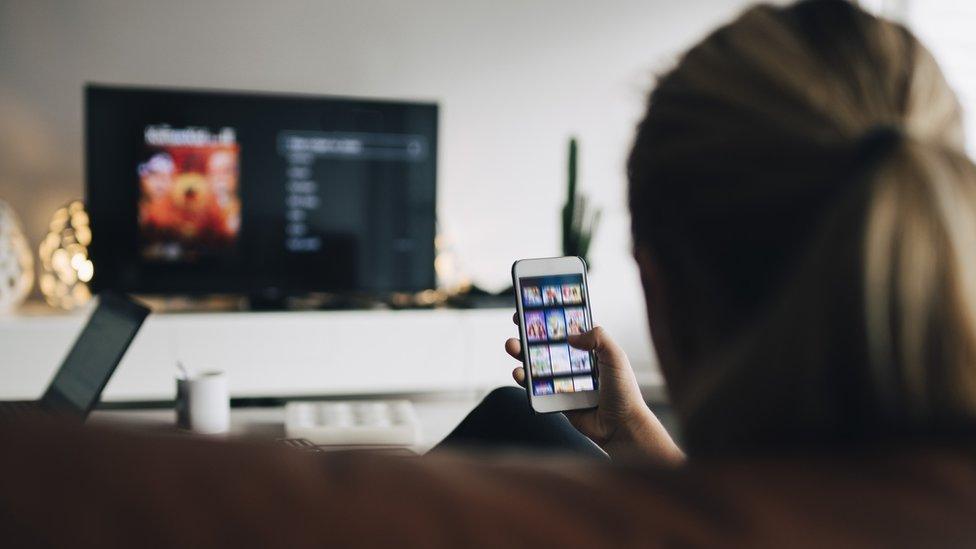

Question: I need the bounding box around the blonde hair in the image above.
[628,0,976,451]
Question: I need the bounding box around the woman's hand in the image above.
[506,315,684,465]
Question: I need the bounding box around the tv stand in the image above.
[0,305,518,401]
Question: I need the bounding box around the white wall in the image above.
[0,0,756,374]
[905,1,976,157]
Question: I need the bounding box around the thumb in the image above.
[567,326,623,363]
[568,326,644,417]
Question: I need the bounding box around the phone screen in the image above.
[518,274,598,397]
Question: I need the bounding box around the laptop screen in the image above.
[40,292,149,417]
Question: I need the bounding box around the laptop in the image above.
[0,291,150,421]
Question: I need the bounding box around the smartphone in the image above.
[512,256,598,413]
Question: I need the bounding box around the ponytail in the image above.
[863,139,976,421]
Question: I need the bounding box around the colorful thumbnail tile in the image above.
[572,375,595,392]
[564,307,587,336]
[542,285,563,305]
[569,347,591,373]
[562,284,583,304]
[533,379,554,396]
[554,378,575,393]
[524,311,547,342]
[522,286,543,307]
[528,345,552,376]
[546,310,567,340]
[549,344,572,374]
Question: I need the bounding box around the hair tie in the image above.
[856,124,904,165]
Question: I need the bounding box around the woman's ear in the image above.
[634,245,679,388]
[634,245,660,305]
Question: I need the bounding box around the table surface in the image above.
[88,393,484,453]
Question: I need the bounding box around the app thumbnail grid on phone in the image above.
[520,274,597,397]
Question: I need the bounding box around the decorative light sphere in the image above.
[38,200,93,310]
[0,199,34,313]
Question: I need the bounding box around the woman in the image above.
[439,0,976,465]
[624,0,976,456]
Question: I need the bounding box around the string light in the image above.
[38,200,93,310]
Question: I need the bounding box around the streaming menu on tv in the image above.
[277,131,428,254]
[519,274,597,397]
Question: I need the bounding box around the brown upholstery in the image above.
[1,419,975,548]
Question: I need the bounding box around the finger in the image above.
[566,326,601,351]
[505,338,523,360]
[567,327,639,394]
[512,312,520,326]
[567,326,627,366]
[567,326,616,352]
[562,409,599,442]
[563,409,584,429]
[512,367,526,387]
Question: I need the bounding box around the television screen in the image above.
[85,85,437,298]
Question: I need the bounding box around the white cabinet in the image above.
[0,307,517,401]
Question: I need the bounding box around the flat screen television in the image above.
[85,84,437,300]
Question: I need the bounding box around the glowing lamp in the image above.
[38,200,93,310]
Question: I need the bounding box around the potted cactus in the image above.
[561,137,601,267]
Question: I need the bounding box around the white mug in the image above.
[176,371,230,435]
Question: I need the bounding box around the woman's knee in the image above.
[481,386,529,412]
